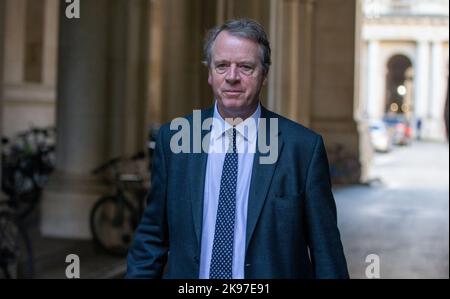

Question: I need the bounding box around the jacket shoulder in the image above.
[157,107,214,135]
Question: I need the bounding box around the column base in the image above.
[421,118,447,142]
[314,119,366,185]
[40,171,108,239]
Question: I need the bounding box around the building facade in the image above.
[361,0,449,141]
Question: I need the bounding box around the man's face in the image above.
[208,31,267,120]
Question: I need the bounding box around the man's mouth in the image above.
[223,90,244,96]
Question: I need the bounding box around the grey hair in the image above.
[203,18,272,75]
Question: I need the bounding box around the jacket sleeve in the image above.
[126,126,169,278]
[304,135,350,279]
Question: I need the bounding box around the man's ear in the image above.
[262,73,268,86]
[208,68,213,86]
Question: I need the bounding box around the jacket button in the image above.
[194,257,199,264]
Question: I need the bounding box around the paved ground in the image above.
[335,140,449,279]
[28,209,126,279]
[0,204,125,279]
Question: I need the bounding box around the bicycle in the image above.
[1,127,55,220]
[89,151,148,256]
[0,204,34,279]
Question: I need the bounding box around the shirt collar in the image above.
[210,101,261,144]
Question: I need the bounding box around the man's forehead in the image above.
[214,31,259,48]
[211,31,260,62]
[212,56,257,63]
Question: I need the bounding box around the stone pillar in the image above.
[2,0,58,138]
[261,0,363,183]
[0,0,5,186]
[267,0,280,112]
[108,0,150,158]
[157,0,216,123]
[41,0,110,239]
[309,0,362,183]
[414,40,430,127]
[354,0,371,183]
[297,0,315,127]
[217,0,270,28]
[3,0,26,85]
[42,0,59,87]
[428,41,446,141]
[270,0,302,121]
[367,39,383,120]
[147,0,164,126]
[267,0,314,125]
[160,0,197,121]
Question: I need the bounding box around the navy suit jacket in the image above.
[126,106,349,279]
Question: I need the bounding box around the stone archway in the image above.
[385,54,414,117]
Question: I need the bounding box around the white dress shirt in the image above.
[199,102,261,279]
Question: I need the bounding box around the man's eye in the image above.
[240,65,254,74]
[216,65,228,73]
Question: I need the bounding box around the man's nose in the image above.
[225,65,240,83]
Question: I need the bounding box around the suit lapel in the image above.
[190,107,213,248]
[246,106,284,252]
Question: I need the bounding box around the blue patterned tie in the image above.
[210,127,238,279]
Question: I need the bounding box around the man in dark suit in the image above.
[126,18,349,279]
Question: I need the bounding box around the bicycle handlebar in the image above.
[91,151,147,175]
[131,151,146,161]
[91,157,122,175]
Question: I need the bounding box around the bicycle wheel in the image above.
[90,196,139,256]
[6,169,41,220]
[0,211,34,279]
[12,189,41,221]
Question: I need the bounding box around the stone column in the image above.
[3,0,26,85]
[108,0,150,158]
[264,0,363,183]
[309,0,362,183]
[0,0,5,187]
[42,0,59,87]
[41,0,110,239]
[267,0,280,112]
[297,0,315,127]
[267,0,314,125]
[278,0,302,121]
[147,0,163,126]
[367,39,383,120]
[160,0,197,121]
[268,0,300,120]
[218,0,270,27]
[157,0,216,123]
[354,0,371,183]
[414,40,430,125]
[428,41,446,141]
